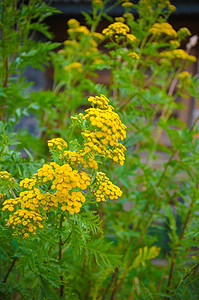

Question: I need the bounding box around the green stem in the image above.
[165,198,195,298]
[2,257,18,283]
[58,214,64,298]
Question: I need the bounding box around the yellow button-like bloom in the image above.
[102,22,130,37]
[93,172,122,202]
[149,22,177,39]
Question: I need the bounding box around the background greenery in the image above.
[0,0,199,299]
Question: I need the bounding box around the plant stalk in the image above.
[2,257,18,283]
[59,214,64,298]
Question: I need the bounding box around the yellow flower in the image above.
[122,2,134,7]
[169,40,180,49]
[177,71,191,84]
[102,22,130,38]
[126,34,136,43]
[80,95,127,164]
[160,49,197,63]
[149,22,177,39]
[48,138,68,152]
[94,172,122,202]
[67,19,80,28]
[93,0,103,7]
[128,52,139,60]
[64,62,83,73]
[177,27,191,41]
[115,17,125,23]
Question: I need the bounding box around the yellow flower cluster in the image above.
[126,34,136,42]
[80,95,126,165]
[36,162,91,214]
[61,150,98,171]
[88,94,113,110]
[128,52,139,60]
[169,40,180,49]
[2,198,19,212]
[64,62,83,73]
[2,160,91,237]
[122,2,134,8]
[0,171,16,199]
[68,18,90,36]
[149,22,177,39]
[2,94,127,238]
[5,209,43,239]
[47,138,68,152]
[102,22,130,37]
[102,22,136,43]
[20,178,36,189]
[67,19,80,28]
[160,49,197,63]
[177,71,191,84]
[93,0,103,7]
[0,170,13,180]
[94,172,122,202]
[115,17,125,23]
[93,32,103,41]
[177,27,191,41]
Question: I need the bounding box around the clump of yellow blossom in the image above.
[61,150,98,171]
[48,138,68,152]
[177,27,191,41]
[93,172,122,202]
[20,178,36,189]
[177,71,191,84]
[169,40,180,49]
[115,17,125,23]
[2,198,19,212]
[2,94,127,239]
[103,22,130,37]
[67,19,80,28]
[0,171,16,199]
[78,95,127,166]
[88,94,113,110]
[102,22,136,43]
[93,32,103,41]
[160,49,197,63]
[64,62,83,73]
[93,0,103,7]
[123,12,134,21]
[68,23,90,36]
[128,52,139,60]
[122,2,134,8]
[36,162,91,214]
[0,171,14,180]
[6,209,43,239]
[149,22,177,39]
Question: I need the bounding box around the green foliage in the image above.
[1,0,199,299]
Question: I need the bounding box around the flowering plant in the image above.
[1,0,199,299]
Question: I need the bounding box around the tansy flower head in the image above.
[67,19,80,28]
[5,209,43,239]
[80,95,127,165]
[177,71,191,84]
[102,22,130,38]
[149,22,177,39]
[48,138,68,152]
[93,172,122,202]
[169,40,180,49]
[93,0,103,7]
[160,49,197,63]
[128,52,139,60]
[115,17,125,23]
[64,62,83,73]
[122,2,134,8]
[177,27,191,41]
